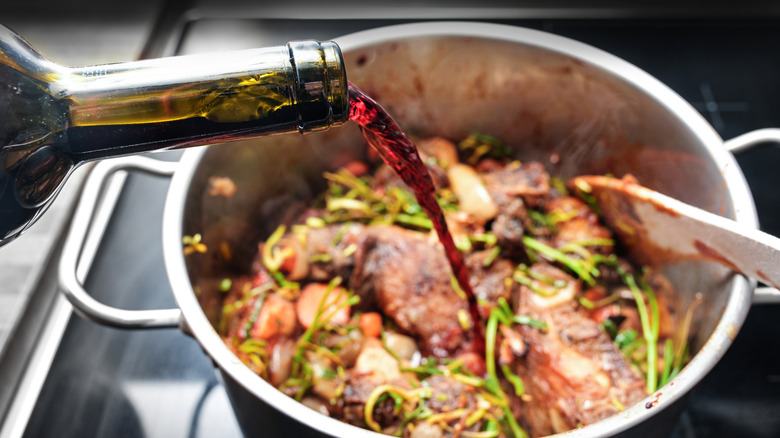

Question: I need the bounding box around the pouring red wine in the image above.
[348,82,486,350]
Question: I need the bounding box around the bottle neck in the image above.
[54,41,348,162]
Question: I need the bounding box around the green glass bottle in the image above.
[0,25,348,246]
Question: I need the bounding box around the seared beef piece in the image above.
[353,228,520,355]
[513,263,646,436]
[350,226,468,355]
[424,375,479,413]
[482,161,549,256]
[490,194,531,257]
[465,250,514,318]
[482,161,550,208]
[543,196,614,254]
[284,224,514,356]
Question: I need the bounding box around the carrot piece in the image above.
[250,294,297,340]
[296,283,351,329]
[456,351,486,377]
[278,243,297,275]
[343,160,369,177]
[359,312,383,338]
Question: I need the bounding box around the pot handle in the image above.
[725,128,780,304]
[59,156,184,329]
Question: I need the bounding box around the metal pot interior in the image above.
[169,23,755,437]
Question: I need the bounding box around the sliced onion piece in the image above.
[447,164,498,222]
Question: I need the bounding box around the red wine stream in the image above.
[348,82,485,351]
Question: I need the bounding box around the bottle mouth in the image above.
[288,41,349,133]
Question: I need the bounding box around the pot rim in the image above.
[162,21,756,437]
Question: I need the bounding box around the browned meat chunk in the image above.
[544,196,614,254]
[424,375,479,413]
[352,227,521,355]
[513,263,646,436]
[465,250,514,317]
[482,161,551,256]
[350,226,467,356]
[285,224,513,356]
[482,161,550,208]
[490,195,530,257]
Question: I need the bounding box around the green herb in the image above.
[522,236,596,286]
[501,405,529,438]
[244,289,269,339]
[497,296,514,320]
[512,270,560,297]
[601,319,619,339]
[321,168,436,232]
[308,253,333,263]
[262,225,291,272]
[323,169,379,200]
[659,339,674,387]
[327,197,371,213]
[400,363,445,378]
[547,209,579,225]
[342,243,358,257]
[399,400,433,435]
[238,338,268,356]
[549,177,569,196]
[330,224,349,246]
[572,178,601,215]
[182,233,208,255]
[458,309,472,330]
[272,271,299,290]
[305,217,325,228]
[458,133,513,164]
[512,315,548,331]
[219,278,232,292]
[501,364,525,396]
[485,309,503,391]
[394,213,433,230]
[614,329,638,349]
[484,306,530,438]
[290,278,358,382]
[450,275,467,300]
[578,296,595,309]
[483,246,501,267]
[528,209,555,232]
[471,232,498,248]
[620,270,658,393]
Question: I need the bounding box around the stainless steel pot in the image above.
[60,22,780,437]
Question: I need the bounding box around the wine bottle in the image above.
[0,25,348,247]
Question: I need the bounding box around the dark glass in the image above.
[0,26,348,246]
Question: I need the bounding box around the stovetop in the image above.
[7,9,780,438]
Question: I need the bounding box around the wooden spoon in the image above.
[570,175,780,290]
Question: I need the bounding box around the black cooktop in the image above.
[21,17,780,438]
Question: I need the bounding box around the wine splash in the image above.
[348,82,485,350]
